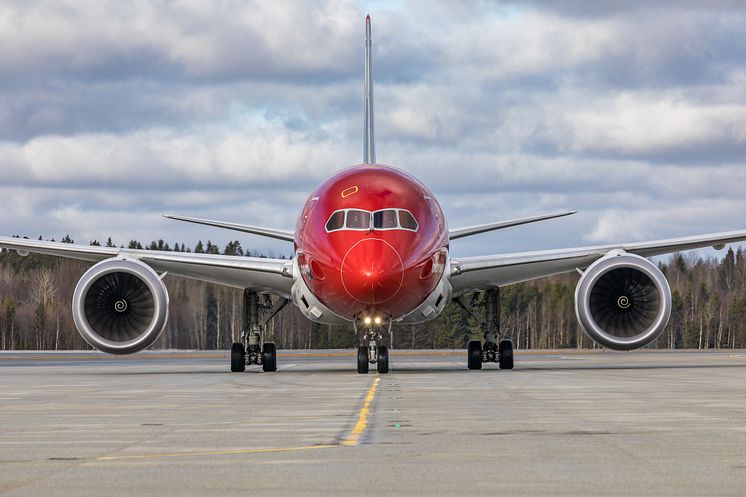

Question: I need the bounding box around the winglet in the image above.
[363,14,375,164]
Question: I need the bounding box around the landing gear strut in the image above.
[457,287,514,370]
[355,316,390,374]
[230,290,288,373]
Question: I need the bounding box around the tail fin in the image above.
[363,15,376,164]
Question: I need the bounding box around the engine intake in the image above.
[72,258,169,354]
[575,252,671,350]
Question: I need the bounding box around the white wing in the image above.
[0,236,293,297]
[449,229,746,297]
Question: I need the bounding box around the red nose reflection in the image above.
[341,239,404,304]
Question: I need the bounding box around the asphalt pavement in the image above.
[2,349,746,496]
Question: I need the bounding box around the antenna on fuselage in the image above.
[363,14,376,164]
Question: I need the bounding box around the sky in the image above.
[1,0,745,259]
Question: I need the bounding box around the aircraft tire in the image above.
[377,346,389,374]
[499,339,514,369]
[357,346,369,374]
[231,342,246,372]
[262,342,277,372]
[467,340,483,370]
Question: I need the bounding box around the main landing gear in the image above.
[457,287,514,370]
[231,290,288,373]
[356,316,390,374]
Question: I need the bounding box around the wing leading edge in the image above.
[164,215,295,242]
[0,236,293,297]
[449,211,576,240]
[449,229,746,297]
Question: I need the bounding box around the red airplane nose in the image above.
[341,239,404,305]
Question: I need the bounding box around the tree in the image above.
[3,298,16,350]
[224,241,243,256]
[719,248,736,291]
[205,241,220,254]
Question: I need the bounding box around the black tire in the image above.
[377,346,389,374]
[357,346,369,374]
[499,339,514,370]
[467,340,483,370]
[231,342,245,372]
[262,342,277,372]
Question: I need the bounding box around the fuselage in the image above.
[294,164,449,323]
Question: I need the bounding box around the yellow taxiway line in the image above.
[96,375,381,461]
[341,375,380,447]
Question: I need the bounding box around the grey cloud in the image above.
[0,1,362,83]
[502,1,746,18]
[1,0,745,259]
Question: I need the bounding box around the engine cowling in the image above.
[72,258,169,354]
[575,251,671,351]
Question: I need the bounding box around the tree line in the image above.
[1,236,745,351]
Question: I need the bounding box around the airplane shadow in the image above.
[87,361,746,376]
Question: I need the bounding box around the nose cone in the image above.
[341,239,404,305]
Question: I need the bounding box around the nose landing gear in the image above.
[355,315,391,374]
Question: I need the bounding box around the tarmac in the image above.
[2,349,746,496]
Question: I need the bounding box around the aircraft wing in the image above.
[164,215,295,242]
[0,236,294,298]
[449,229,746,297]
[448,211,576,240]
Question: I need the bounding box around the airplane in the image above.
[2,15,746,374]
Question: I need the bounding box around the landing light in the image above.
[374,316,382,324]
[364,316,372,325]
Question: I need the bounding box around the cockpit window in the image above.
[346,210,371,229]
[325,208,419,233]
[373,209,398,229]
[325,210,345,232]
[398,210,418,230]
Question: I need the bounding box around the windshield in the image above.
[346,210,371,229]
[373,209,398,229]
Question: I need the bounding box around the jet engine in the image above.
[574,251,671,350]
[72,258,169,354]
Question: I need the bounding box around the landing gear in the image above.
[355,315,391,374]
[457,287,514,370]
[230,290,288,373]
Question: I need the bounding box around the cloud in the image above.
[531,92,746,163]
[0,0,745,261]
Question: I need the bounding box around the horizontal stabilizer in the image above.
[164,215,295,242]
[449,211,576,240]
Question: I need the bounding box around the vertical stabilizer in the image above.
[363,15,376,164]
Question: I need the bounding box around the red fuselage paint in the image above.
[294,164,449,320]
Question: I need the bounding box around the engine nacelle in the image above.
[575,251,671,351]
[72,258,169,354]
